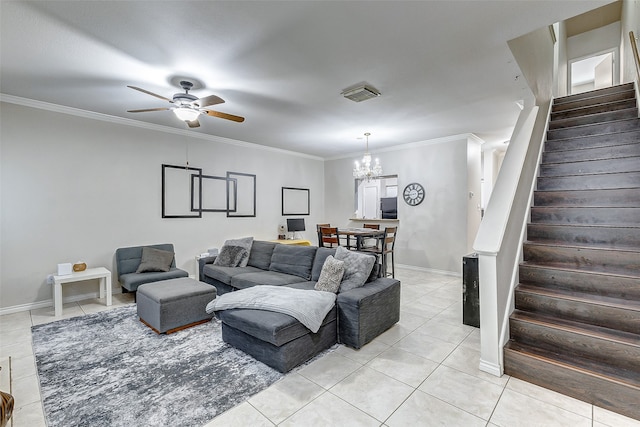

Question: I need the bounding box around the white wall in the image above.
[567,21,621,88]
[324,135,481,274]
[0,102,325,310]
[621,0,640,83]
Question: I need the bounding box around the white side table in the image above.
[53,267,112,317]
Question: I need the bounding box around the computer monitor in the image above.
[286,218,306,232]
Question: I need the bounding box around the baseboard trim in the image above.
[0,289,123,316]
[396,264,461,277]
[479,359,503,377]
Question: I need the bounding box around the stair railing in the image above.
[630,31,640,82]
[473,100,551,376]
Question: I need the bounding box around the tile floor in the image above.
[1,268,639,426]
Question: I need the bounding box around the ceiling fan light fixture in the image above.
[174,107,200,122]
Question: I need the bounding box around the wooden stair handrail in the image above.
[631,31,640,82]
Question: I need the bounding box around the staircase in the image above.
[503,82,640,421]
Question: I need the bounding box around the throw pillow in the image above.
[334,246,375,292]
[214,237,254,267]
[314,255,345,293]
[136,247,174,273]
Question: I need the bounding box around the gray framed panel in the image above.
[227,172,256,217]
[282,187,310,216]
[191,174,237,213]
[162,164,202,218]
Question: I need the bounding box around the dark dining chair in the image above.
[362,226,397,278]
[316,223,330,246]
[361,223,380,249]
[319,227,341,248]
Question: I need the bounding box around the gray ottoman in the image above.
[136,278,217,334]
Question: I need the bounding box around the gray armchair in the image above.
[115,243,188,294]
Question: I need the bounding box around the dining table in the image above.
[338,227,385,251]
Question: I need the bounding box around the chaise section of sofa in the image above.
[198,240,401,349]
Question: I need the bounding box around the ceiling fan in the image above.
[126,80,245,128]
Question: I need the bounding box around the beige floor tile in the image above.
[366,347,438,388]
[335,340,390,365]
[506,377,592,419]
[330,366,414,422]
[373,323,414,346]
[419,365,503,420]
[386,390,486,427]
[442,345,509,387]
[459,328,481,350]
[0,311,32,332]
[30,303,84,325]
[428,285,462,302]
[11,373,41,407]
[297,352,362,389]
[0,357,10,391]
[0,325,32,347]
[490,388,591,427]
[414,294,459,310]
[280,392,379,427]
[400,302,443,321]
[593,405,640,427]
[11,400,46,427]
[393,331,457,363]
[0,340,33,360]
[9,355,36,381]
[79,297,119,314]
[414,319,474,345]
[397,311,429,331]
[431,302,464,326]
[248,373,324,424]
[204,402,274,427]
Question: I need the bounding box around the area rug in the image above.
[32,305,284,427]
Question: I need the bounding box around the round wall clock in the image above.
[403,182,425,206]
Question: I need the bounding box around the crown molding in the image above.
[326,132,486,161]
[0,94,324,161]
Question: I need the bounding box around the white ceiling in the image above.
[0,1,613,159]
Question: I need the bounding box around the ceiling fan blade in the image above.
[187,119,201,128]
[196,94,225,108]
[127,107,170,113]
[127,85,173,103]
[205,110,245,123]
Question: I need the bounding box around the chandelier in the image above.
[353,132,382,181]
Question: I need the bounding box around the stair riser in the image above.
[518,264,640,299]
[527,224,640,249]
[509,319,640,370]
[553,89,636,112]
[547,119,640,141]
[551,99,638,121]
[537,172,640,191]
[545,130,640,152]
[523,244,640,276]
[543,143,640,164]
[554,83,635,105]
[549,109,638,130]
[504,348,640,421]
[514,290,640,333]
[539,156,640,177]
[530,207,640,226]
[534,189,640,207]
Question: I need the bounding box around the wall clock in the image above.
[403,182,425,206]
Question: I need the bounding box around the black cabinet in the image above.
[462,253,480,328]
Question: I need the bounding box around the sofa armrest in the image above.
[198,255,217,281]
[336,278,400,349]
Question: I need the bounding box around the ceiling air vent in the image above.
[341,83,381,102]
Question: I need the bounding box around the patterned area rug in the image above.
[32,305,283,427]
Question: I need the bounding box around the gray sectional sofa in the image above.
[198,241,401,351]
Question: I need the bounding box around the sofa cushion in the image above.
[247,241,277,270]
[136,247,174,273]
[230,271,305,290]
[315,256,345,293]
[269,244,316,280]
[310,247,337,281]
[218,307,336,347]
[335,246,376,292]
[119,268,189,292]
[203,265,262,285]
[214,237,254,267]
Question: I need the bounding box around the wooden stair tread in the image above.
[505,341,640,388]
[510,309,640,347]
[519,261,640,281]
[549,108,639,129]
[524,240,640,252]
[551,98,637,119]
[544,129,640,145]
[553,83,635,104]
[516,283,640,312]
